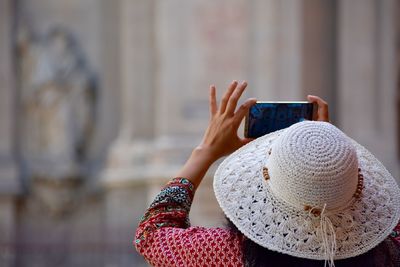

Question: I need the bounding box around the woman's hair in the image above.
[226,218,399,267]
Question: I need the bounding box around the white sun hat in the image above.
[214,121,400,264]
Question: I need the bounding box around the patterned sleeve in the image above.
[390,221,400,247]
[134,178,243,267]
[135,177,195,245]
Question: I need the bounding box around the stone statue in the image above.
[18,27,97,180]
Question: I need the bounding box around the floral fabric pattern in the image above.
[390,223,400,247]
[135,178,243,267]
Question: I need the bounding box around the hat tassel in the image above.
[305,204,337,267]
[320,204,337,267]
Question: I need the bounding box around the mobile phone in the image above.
[244,101,316,138]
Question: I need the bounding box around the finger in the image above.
[307,95,328,121]
[209,85,217,116]
[307,95,330,122]
[219,80,238,114]
[225,81,248,116]
[232,98,257,127]
[307,95,327,106]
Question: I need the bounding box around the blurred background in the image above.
[0,0,399,266]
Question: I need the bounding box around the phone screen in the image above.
[244,102,315,138]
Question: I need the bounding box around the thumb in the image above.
[240,137,255,146]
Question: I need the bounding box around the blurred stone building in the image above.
[0,0,399,266]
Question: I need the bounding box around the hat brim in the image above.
[213,128,400,260]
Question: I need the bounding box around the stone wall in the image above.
[0,0,398,266]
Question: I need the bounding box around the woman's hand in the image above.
[307,95,330,122]
[176,80,256,190]
[198,80,257,162]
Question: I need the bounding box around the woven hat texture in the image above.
[214,121,400,260]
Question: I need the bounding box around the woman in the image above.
[135,81,400,266]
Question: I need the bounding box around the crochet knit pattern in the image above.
[214,121,400,260]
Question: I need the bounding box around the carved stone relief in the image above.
[18,26,97,179]
[17,26,97,216]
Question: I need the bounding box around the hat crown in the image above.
[267,121,359,210]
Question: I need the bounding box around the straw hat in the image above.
[214,121,400,263]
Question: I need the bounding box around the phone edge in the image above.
[244,111,250,138]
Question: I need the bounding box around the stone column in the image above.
[338,0,399,179]
[101,0,157,185]
[0,0,20,266]
[100,1,155,266]
[301,0,338,121]
[0,198,17,267]
[249,0,303,101]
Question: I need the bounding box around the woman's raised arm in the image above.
[176,80,256,190]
